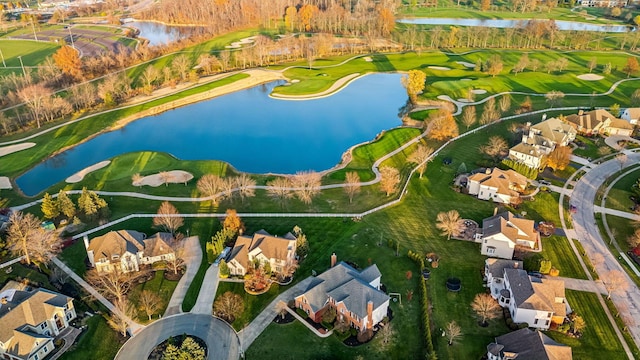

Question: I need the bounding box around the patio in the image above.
[453,219,481,242]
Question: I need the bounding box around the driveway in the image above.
[115,313,240,360]
[164,236,202,316]
[191,265,220,315]
[554,276,606,295]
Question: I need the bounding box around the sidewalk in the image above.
[285,306,333,338]
[594,205,640,221]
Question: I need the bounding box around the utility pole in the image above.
[31,18,38,41]
[68,25,75,49]
[0,48,5,68]
[17,55,26,77]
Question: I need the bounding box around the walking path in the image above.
[284,306,333,338]
[238,277,313,351]
[51,258,145,335]
[190,265,220,315]
[164,236,202,316]
[594,206,640,221]
[50,327,82,360]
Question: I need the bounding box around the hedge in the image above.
[408,250,437,359]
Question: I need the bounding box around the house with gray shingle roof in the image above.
[85,230,175,273]
[226,230,297,276]
[485,258,523,306]
[294,254,389,332]
[480,211,539,260]
[487,327,572,360]
[508,117,576,169]
[0,283,76,360]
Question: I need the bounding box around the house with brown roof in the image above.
[621,107,640,125]
[295,254,389,332]
[0,283,77,360]
[480,211,540,260]
[467,168,528,205]
[226,230,297,276]
[508,117,577,169]
[565,109,634,136]
[84,230,175,273]
[487,327,572,360]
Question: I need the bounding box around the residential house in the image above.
[565,109,634,136]
[0,282,77,360]
[577,0,627,6]
[226,230,297,276]
[487,327,572,360]
[504,268,569,329]
[85,230,175,273]
[467,168,528,205]
[485,258,523,306]
[480,211,540,260]
[620,108,640,125]
[508,117,577,169]
[295,254,389,332]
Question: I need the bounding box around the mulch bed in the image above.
[164,271,183,281]
[273,312,295,324]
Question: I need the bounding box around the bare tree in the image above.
[545,91,565,108]
[18,84,52,128]
[153,201,184,236]
[159,171,173,186]
[213,291,244,323]
[291,171,321,205]
[6,211,60,265]
[616,153,628,171]
[166,238,185,275]
[85,268,139,305]
[461,106,476,130]
[236,174,256,203]
[602,269,629,300]
[446,321,462,345]
[140,65,160,93]
[221,177,238,202]
[171,54,192,82]
[139,290,162,320]
[344,171,361,203]
[107,299,137,337]
[132,173,143,187]
[379,166,400,196]
[267,177,294,208]
[471,293,501,326]
[377,322,395,351]
[627,228,640,249]
[275,300,288,320]
[407,144,435,178]
[197,174,225,205]
[499,95,511,113]
[587,57,597,73]
[436,210,464,240]
[480,136,509,161]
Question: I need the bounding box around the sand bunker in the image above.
[363,56,373,62]
[456,61,476,68]
[225,36,257,49]
[0,142,35,157]
[66,161,111,183]
[428,66,451,71]
[577,74,604,81]
[460,78,472,81]
[0,177,12,189]
[133,170,194,187]
[471,89,487,95]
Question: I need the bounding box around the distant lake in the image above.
[125,21,204,45]
[397,18,631,32]
[16,73,407,196]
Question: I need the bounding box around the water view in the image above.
[397,18,631,32]
[16,73,406,196]
[125,21,203,46]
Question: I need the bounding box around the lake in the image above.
[397,18,631,33]
[16,73,407,196]
[125,21,203,46]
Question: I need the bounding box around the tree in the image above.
[266,177,293,208]
[166,239,185,275]
[462,106,476,130]
[513,53,529,76]
[616,153,628,171]
[171,54,192,82]
[219,259,230,278]
[344,171,361,203]
[587,57,597,73]
[471,293,501,326]
[235,174,256,203]
[107,299,137,337]
[610,103,621,117]
[481,97,500,125]
[291,171,321,205]
[481,0,491,11]
[499,95,511,113]
[545,91,565,108]
[624,57,639,78]
[401,70,427,105]
[379,166,400,196]
[436,210,463,240]
[18,84,52,128]
[628,228,640,249]
[153,201,183,236]
[140,65,160,93]
[57,190,76,218]
[132,173,143,187]
[163,337,206,360]
[158,171,173,187]
[77,187,109,220]
[197,174,225,205]
[223,209,244,234]
[377,322,395,351]
[480,136,508,161]
[293,226,309,259]
[214,291,244,323]
[139,290,162,320]
[632,89,640,107]
[6,212,60,265]
[407,144,434,179]
[427,109,459,141]
[275,300,288,320]
[52,45,82,79]
[602,269,628,300]
[486,55,503,77]
[41,193,60,219]
[446,321,462,345]
[85,268,140,305]
[572,315,587,334]
[546,146,572,171]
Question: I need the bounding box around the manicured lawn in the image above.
[0,262,56,291]
[573,239,599,280]
[546,290,626,360]
[215,281,281,330]
[573,135,609,160]
[537,236,587,280]
[605,167,640,212]
[59,315,124,360]
[128,271,179,323]
[0,39,60,67]
[58,240,89,277]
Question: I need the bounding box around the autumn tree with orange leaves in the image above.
[427,109,459,141]
[52,45,82,79]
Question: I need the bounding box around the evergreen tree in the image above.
[57,190,76,219]
[41,193,60,219]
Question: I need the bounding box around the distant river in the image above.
[16,73,407,196]
[397,18,631,32]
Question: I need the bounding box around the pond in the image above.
[16,73,407,196]
[397,18,631,33]
[124,21,204,46]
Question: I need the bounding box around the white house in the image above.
[487,328,572,360]
[485,258,523,306]
[294,254,389,332]
[620,108,640,125]
[508,117,577,169]
[504,268,569,330]
[566,109,634,136]
[0,282,77,360]
[467,168,528,205]
[226,230,297,276]
[480,211,540,259]
[85,230,175,273]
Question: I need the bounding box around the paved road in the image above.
[164,236,202,316]
[571,152,640,355]
[115,313,240,360]
[191,265,220,315]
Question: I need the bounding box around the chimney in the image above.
[366,301,373,329]
[493,207,498,216]
[84,236,95,267]
[331,253,337,268]
[578,110,584,116]
[83,236,89,249]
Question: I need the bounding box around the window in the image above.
[43,346,48,353]
[545,320,550,326]
[111,254,119,260]
[547,312,552,318]
[534,319,539,325]
[40,323,46,329]
[35,355,39,360]
[340,308,345,314]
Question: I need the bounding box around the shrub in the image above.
[539,260,552,274]
[501,158,539,179]
[549,267,560,277]
[557,323,570,333]
[408,250,434,356]
[357,329,374,343]
[296,307,308,319]
[518,322,529,329]
[219,260,230,278]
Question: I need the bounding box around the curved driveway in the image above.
[115,313,240,360]
[570,151,640,349]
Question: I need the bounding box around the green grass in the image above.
[547,290,626,360]
[181,217,219,312]
[603,296,640,359]
[58,240,89,277]
[215,281,281,330]
[128,271,179,323]
[0,39,60,67]
[573,239,599,280]
[0,262,56,290]
[59,315,123,360]
[537,236,588,280]
[605,167,640,212]
[573,135,608,160]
